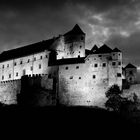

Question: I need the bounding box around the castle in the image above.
[0,24,123,107]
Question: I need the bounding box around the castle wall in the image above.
[123,84,140,99]
[0,51,50,81]
[0,80,21,104]
[51,34,85,60]
[58,52,122,107]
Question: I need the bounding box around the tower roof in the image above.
[91,45,98,52]
[94,44,112,54]
[112,47,121,52]
[64,24,85,36]
[125,63,137,69]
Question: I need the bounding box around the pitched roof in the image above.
[125,63,137,69]
[64,24,85,36]
[0,39,55,62]
[93,44,112,54]
[112,48,121,52]
[91,45,98,52]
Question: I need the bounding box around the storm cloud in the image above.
[0,0,140,66]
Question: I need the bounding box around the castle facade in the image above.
[0,24,122,106]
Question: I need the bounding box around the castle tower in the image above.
[124,63,137,84]
[56,24,85,60]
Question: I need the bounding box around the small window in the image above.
[98,55,102,57]
[79,77,81,79]
[16,72,18,77]
[40,56,42,59]
[65,67,68,70]
[48,74,51,78]
[80,46,82,49]
[81,36,84,40]
[112,62,116,66]
[27,59,30,63]
[31,66,33,71]
[7,64,9,68]
[2,75,4,80]
[70,76,73,79]
[14,62,17,66]
[20,61,22,64]
[46,55,48,58]
[103,63,106,67]
[129,71,133,75]
[2,65,4,68]
[93,75,96,79]
[117,73,121,77]
[39,64,41,69]
[9,74,11,78]
[23,69,26,76]
[94,64,98,67]
[118,62,121,65]
[34,57,36,61]
[76,66,79,69]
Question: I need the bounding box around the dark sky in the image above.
[0,0,140,67]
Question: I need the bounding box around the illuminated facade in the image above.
[0,24,122,106]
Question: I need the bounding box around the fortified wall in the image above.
[0,74,55,106]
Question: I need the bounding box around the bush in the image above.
[105,85,139,113]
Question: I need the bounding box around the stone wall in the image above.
[0,74,56,106]
[0,80,21,104]
[123,84,140,99]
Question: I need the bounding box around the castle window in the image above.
[9,74,11,78]
[94,64,98,67]
[16,72,18,77]
[2,65,4,68]
[7,64,9,68]
[40,56,42,59]
[118,62,121,65]
[65,67,68,70]
[20,61,22,64]
[70,76,73,79]
[23,69,26,76]
[34,57,36,61]
[112,62,116,66]
[76,66,79,69]
[103,63,106,67]
[14,62,17,66]
[93,75,96,79]
[39,64,41,69]
[46,55,48,58]
[129,71,133,75]
[2,76,4,80]
[117,73,121,77]
[31,66,33,71]
[81,36,84,40]
[27,59,30,63]
[48,74,51,78]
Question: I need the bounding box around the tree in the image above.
[105,85,123,112]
